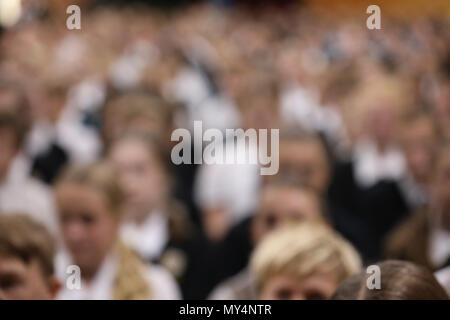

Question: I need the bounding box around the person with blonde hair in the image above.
[54,161,180,300]
[250,221,361,300]
[208,177,327,300]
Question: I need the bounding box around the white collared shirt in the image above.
[435,266,450,297]
[353,138,406,188]
[0,155,58,236]
[55,250,181,300]
[429,227,450,269]
[120,211,169,261]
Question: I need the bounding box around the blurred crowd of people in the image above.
[0,0,449,300]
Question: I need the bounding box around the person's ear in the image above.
[48,276,62,300]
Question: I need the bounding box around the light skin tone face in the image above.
[252,186,322,244]
[401,117,436,184]
[0,89,20,114]
[432,151,450,231]
[434,83,450,138]
[260,273,339,300]
[278,140,330,193]
[0,129,18,181]
[366,103,396,151]
[56,183,118,281]
[110,139,167,222]
[0,254,59,300]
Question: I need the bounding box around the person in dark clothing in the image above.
[208,177,327,299]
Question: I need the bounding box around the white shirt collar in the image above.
[120,210,169,260]
[429,226,450,269]
[56,251,117,300]
[353,138,406,188]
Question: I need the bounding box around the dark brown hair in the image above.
[333,260,449,300]
[0,214,55,278]
[0,112,26,148]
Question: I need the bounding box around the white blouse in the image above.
[55,250,181,300]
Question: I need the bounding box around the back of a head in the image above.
[333,260,449,300]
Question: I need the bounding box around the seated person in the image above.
[0,112,58,235]
[385,143,450,271]
[250,221,361,300]
[397,110,440,210]
[435,265,450,297]
[54,162,180,300]
[109,131,203,298]
[109,131,193,261]
[206,131,336,298]
[333,260,448,300]
[208,177,327,300]
[0,214,60,300]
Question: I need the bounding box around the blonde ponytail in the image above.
[113,241,152,300]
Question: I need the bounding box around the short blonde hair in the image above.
[250,221,361,290]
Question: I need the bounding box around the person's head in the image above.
[251,177,326,245]
[430,143,450,230]
[55,162,123,278]
[0,79,30,117]
[0,113,25,180]
[333,260,448,300]
[251,221,361,300]
[345,76,408,148]
[400,110,439,185]
[40,74,69,124]
[234,70,280,131]
[102,91,173,148]
[109,131,170,219]
[277,130,331,193]
[432,58,450,139]
[0,214,59,300]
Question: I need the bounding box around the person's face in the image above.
[56,183,118,275]
[366,103,396,148]
[434,83,450,134]
[279,140,330,193]
[252,187,322,244]
[260,273,338,300]
[0,128,18,181]
[110,140,167,216]
[401,118,436,184]
[0,89,20,114]
[0,254,58,300]
[44,91,65,123]
[241,96,279,131]
[432,152,450,229]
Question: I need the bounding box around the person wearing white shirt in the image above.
[109,132,174,261]
[54,162,180,300]
[0,113,58,236]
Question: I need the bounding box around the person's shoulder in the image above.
[5,176,53,198]
[208,269,256,300]
[143,264,182,300]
